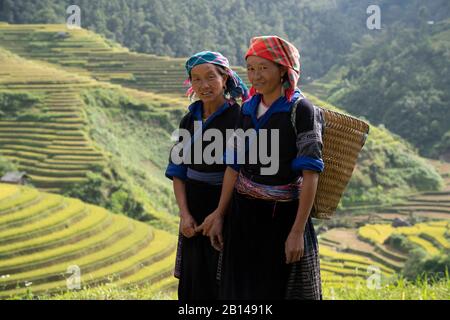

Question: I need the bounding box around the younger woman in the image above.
[198,37,324,300]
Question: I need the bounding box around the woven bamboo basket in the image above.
[311,107,370,219]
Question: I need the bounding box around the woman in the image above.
[165,51,248,300]
[198,36,324,300]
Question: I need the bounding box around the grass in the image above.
[323,274,450,300]
[11,273,446,300]
[32,279,178,300]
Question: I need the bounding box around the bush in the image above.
[403,247,428,280]
[0,91,41,118]
[384,233,414,253]
[109,187,145,220]
[0,156,17,177]
[403,248,450,281]
[62,170,145,221]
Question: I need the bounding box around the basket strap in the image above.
[290,95,305,137]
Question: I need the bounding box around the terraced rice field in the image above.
[319,160,450,289]
[0,183,177,298]
[318,229,400,288]
[319,219,449,289]
[358,221,449,255]
[0,23,247,95]
[0,49,107,192]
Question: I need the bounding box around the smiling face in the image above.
[190,64,228,104]
[246,55,286,96]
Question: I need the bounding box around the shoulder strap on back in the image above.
[290,94,305,137]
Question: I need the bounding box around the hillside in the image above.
[0,44,180,231]
[1,0,448,79]
[0,23,247,95]
[303,19,450,158]
[0,183,177,298]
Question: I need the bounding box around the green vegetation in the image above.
[323,274,449,300]
[80,88,180,215]
[9,273,446,300]
[0,91,42,119]
[0,155,17,176]
[2,0,448,79]
[306,20,450,158]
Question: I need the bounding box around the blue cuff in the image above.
[165,163,187,181]
[291,156,324,173]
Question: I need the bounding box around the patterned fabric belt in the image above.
[186,168,224,185]
[235,171,303,201]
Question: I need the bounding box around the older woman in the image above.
[198,36,324,300]
[165,51,248,300]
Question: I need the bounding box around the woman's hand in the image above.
[195,209,223,236]
[180,212,198,238]
[195,209,224,251]
[208,213,224,251]
[285,230,304,264]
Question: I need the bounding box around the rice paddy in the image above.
[0,183,177,299]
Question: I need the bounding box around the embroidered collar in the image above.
[188,100,230,127]
[242,89,302,130]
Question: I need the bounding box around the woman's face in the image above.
[246,55,285,96]
[190,64,227,103]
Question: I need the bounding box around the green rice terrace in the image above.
[0,23,448,299]
[0,23,247,95]
[0,183,177,299]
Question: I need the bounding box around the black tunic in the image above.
[165,100,240,300]
[220,90,324,300]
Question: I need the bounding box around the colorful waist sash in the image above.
[235,171,303,202]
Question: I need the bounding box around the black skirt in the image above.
[219,190,322,300]
[177,178,222,300]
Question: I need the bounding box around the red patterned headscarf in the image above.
[245,36,300,101]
